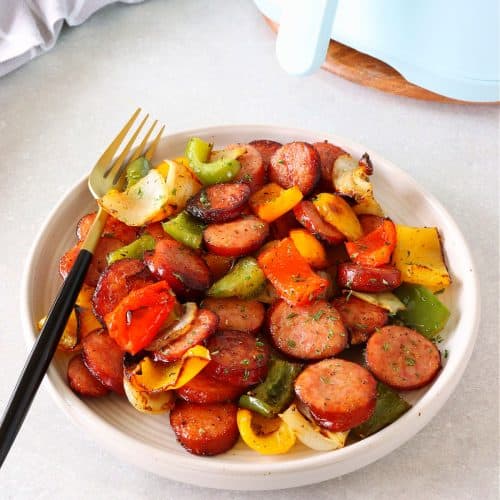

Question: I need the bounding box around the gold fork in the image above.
[0,109,164,467]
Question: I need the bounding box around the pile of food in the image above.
[43,137,452,456]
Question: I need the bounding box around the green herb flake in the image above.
[405,357,416,366]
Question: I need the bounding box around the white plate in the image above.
[21,125,480,490]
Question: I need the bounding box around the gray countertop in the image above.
[1,1,498,498]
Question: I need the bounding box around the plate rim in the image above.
[20,124,481,488]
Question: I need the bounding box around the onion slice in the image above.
[346,290,406,314]
[279,404,349,451]
[145,302,198,351]
[123,376,175,414]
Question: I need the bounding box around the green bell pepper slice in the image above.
[207,257,266,298]
[239,359,303,418]
[162,211,204,249]
[185,137,242,185]
[393,283,450,339]
[125,157,151,188]
[106,234,156,265]
[353,383,411,438]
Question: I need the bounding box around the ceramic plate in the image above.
[21,125,480,490]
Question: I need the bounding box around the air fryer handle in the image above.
[276,0,338,76]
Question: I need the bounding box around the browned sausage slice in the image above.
[202,253,234,282]
[295,359,377,431]
[204,330,270,387]
[249,139,282,168]
[337,263,402,292]
[268,300,347,359]
[269,142,320,196]
[366,325,441,390]
[202,298,265,333]
[313,141,347,184]
[358,214,385,235]
[186,183,251,223]
[176,369,244,403]
[153,309,218,362]
[170,401,239,456]
[59,237,124,287]
[270,210,301,240]
[224,143,266,192]
[293,201,345,245]
[77,212,138,244]
[332,296,388,345]
[67,354,109,397]
[82,330,125,395]
[203,216,269,257]
[92,258,155,320]
[144,237,210,298]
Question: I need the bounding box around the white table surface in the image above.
[1,0,498,498]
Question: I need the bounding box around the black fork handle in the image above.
[0,249,93,468]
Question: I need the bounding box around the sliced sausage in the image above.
[268,300,347,360]
[186,183,251,223]
[204,330,270,387]
[366,325,441,391]
[202,253,234,282]
[203,216,269,257]
[227,143,267,193]
[332,296,389,345]
[337,262,402,292]
[313,141,347,185]
[77,212,138,244]
[293,201,345,245]
[59,237,125,287]
[270,210,300,240]
[92,258,155,320]
[144,237,210,298]
[153,309,218,362]
[85,237,124,287]
[358,214,385,235]
[82,330,125,395]
[269,142,320,196]
[202,298,265,333]
[295,359,377,431]
[170,401,239,456]
[142,221,166,241]
[176,369,244,403]
[67,354,109,397]
[249,139,282,168]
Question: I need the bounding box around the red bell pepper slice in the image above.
[345,219,397,267]
[257,237,328,305]
[105,281,176,354]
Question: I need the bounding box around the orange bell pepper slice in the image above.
[345,219,397,267]
[249,183,303,223]
[257,238,329,305]
[289,229,327,269]
[105,281,176,354]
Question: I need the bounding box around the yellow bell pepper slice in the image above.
[237,408,296,455]
[392,225,451,292]
[289,229,327,269]
[123,376,175,414]
[130,345,210,393]
[249,183,303,223]
[38,310,79,351]
[313,193,363,241]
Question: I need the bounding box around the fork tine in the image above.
[127,119,158,164]
[106,113,149,183]
[144,124,165,162]
[93,108,141,171]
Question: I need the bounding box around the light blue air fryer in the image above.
[254,0,500,102]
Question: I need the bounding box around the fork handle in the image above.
[0,249,93,468]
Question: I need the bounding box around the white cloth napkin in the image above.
[0,0,145,77]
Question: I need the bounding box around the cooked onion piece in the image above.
[279,404,349,451]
